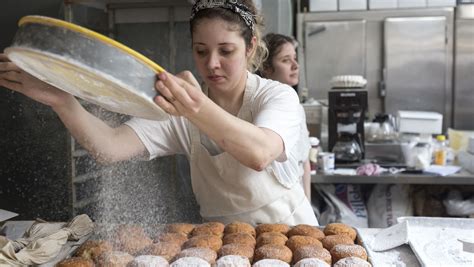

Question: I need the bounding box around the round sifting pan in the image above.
[5,15,169,120]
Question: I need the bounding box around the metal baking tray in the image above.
[356,227,421,267]
[397,216,474,267]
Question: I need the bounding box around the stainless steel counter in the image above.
[312,170,474,185]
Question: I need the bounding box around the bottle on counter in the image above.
[309,137,320,174]
[434,134,448,166]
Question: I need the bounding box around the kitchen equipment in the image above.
[298,9,454,128]
[0,209,18,222]
[371,217,474,266]
[364,142,406,166]
[328,85,368,162]
[459,238,474,253]
[370,220,409,252]
[332,132,363,162]
[397,110,443,135]
[368,113,397,142]
[454,5,474,130]
[357,228,422,267]
[5,16,168,121]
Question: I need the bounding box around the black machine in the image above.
[328,88,368,163]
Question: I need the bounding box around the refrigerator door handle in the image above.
[379,67,387,98]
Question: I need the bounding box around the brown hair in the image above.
[260,33,298,74]
[189,0,267,72]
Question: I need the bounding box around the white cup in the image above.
[317,152,335,173]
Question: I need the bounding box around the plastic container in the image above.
[434,135,448,165]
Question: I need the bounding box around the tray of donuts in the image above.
[56,222,372,267]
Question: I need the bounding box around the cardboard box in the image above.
[369,0,398,9]
[397,110,443,134]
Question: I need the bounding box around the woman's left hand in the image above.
[154,71,208,118]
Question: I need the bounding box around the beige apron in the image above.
[189,74,318,226]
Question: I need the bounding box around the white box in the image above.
[369,0,398,9]
[458,151,474,174]
[427,0,456,7]
[397,110,443,134]
[398,0,426,8]
[309,0,338,11]
[339,0,368,10]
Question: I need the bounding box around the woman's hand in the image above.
[0,53,74,108]
[153,70,208,118]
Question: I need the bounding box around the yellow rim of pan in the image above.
[18,15,166,74]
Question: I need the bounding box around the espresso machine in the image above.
[328,87,368,163]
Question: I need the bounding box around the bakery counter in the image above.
[311,169,474,185]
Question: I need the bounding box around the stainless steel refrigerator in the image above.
[297,7,458,130]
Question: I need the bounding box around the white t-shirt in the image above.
[125,73,310,188]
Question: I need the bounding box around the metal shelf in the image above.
[311,170,474,185]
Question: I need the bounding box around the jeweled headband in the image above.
[190,0,255,32]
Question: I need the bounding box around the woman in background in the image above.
[259,33,312,201]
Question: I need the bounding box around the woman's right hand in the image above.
[0,53,74,108]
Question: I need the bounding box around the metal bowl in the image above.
[5,16,168,120]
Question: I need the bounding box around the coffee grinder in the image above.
[328,84,368,163]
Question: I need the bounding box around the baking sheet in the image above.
[398,217,474,267]
[357,228,421,267]
[0,209,18,222]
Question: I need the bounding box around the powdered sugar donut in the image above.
[216,255,251,267]
[330,244,368,263]
[252,259,290,267]
[170,257,210,267]
[129,255,169,267]
[333,256,372,267]
[293,245,331,265]
[294,258,330,267]
[175,247,217,264]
